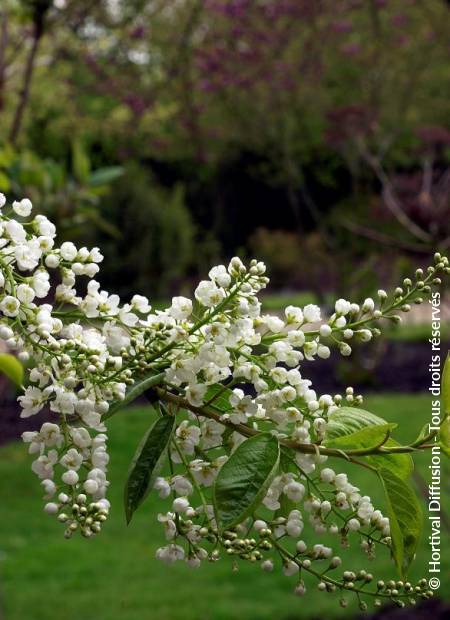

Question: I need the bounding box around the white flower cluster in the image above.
[1,194,446,606]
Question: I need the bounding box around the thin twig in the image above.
[156,388,434,461]
[9,6,48,144]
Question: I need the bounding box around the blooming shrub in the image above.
[1,194,449,610]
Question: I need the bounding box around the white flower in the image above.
[16,283,35,304]
[296,540,307,553]
[172,496,190,513]
[0,324,13,339]
[253,519,267,532]
[294,583,306,596]
[320,468,336,483]
[261,559,274,572]
[335,316,346,328]
[84,479,99,494]
[209,265,231,288]
[50,389,77,415]
[70,427,92,449]
[89,247,103,263]
[200,419,224,450]
[34,214,56,237]
[119,306,138,326]
[335,299,351,315]
[45,254,60,269]
[15,240,41,271]
[158,512,177,540]
[12,198,32,217]
[37,236,54,253]
[60,448,83,470]
[334,473,348,489]
[347,518,361,532]
[263,486,281,511]
[156,544,185,565]
[60,241,78,261]
[176,420,201,454]
[295,453,316,474]
[263,315,285,332]
[362,298,375,313]
[169,296,193,320]
[190,456,226,487]
[32,271,51,298]
[285,305,304,325]
[186,556,201,568]
[103,322,130,354]
[286,518,303,538]
[357,329,372,342]
[303,304,321,323]
[19,386,43,417]
[0,193,6,208]
[171,475,193,496]
[339,342,352,356]
[131,294,151,314]
[229,388,258,422]
[195,280,225,307]
[312,544,332,559]
[319,324,332,337]
[283,560,299,576]
[317,345,330,359]
[185,383,207,407]
[39,423,62,447]
[92,446,109,469]
[44,502,59,515]
[287,330,305,347]
[0,295,20,317]
[84,263,99,278]
[357,499,374,521]
[5,219,26,242]
[284,481,305,502]
[62,470,79,485]
[42,479,57,498]
[154,477,171,499]
[31,450,58,479]
[22,431,41,453]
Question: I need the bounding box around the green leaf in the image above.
[0,353,24,387]
[440,442,450,458]
[0,171,11,191]
[204,384,233,413]
[441,352,450,415]
[323,422,413,478]
[124,409,175,524]
[325,407,388,441]
[413,422,432,445]
[213,433,280,530]
[366,439,413,479]
[72,139,90,183]
[440,416,450,450]
[324,423,396,450]
[88,166,123,187]
[379,467,422,578]
[104,372,165,420]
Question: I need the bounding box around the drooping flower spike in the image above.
[0,194,448,609]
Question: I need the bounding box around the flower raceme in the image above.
[0,194,448,610]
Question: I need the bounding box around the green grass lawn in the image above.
[0,394,448,620]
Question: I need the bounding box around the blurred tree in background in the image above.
[0,0,448,298]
